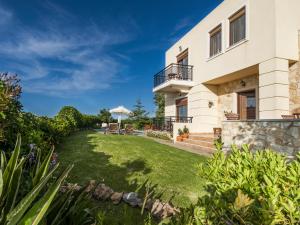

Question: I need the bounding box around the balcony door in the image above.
[176,97,188,122]
[238,90,256,120]
[177,50,189,80]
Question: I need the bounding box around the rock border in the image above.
[60,180,179,219]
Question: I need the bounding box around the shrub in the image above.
[171,142,300,225]
[182,126,189,134]
[81,114,101,129]
[54,106,83,133]
[0,73,22,149]
[177,129,183,136]
[146,130,171,141]
[0,135,99,225]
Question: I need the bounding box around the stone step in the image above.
[189,133,214,139]
[175,142,215,154]
[182,139,214,148]
[188,136,215,142]
[189,132,214,136]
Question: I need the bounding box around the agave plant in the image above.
[0,134,73,225]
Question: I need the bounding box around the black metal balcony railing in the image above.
[152,116,193,133]
[153,63,193,88]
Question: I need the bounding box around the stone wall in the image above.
[217,75,258,124]
[222,120,300,157]
[289,31,300,114]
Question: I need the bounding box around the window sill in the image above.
[206,52,224,62]
[226,39,248,52]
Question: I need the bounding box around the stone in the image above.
[143,199,154,210]
[85,180,97,193]
[60,183,82,193]
[151,200,164,218]
[289,47,300,112]
[93,183,114,200]
[222,120,300,157]
[122,192,142,207]
[110,192,123,205]
[150,200,179,219]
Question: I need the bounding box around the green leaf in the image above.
[0,151,7,172]
[32,147,54,186]
[30,148,41,180]
[6,163,60,225]
[4,158,25,217]
[263,174,273,186]
[1,134,21,201]
[18,165,73,225]
[49,191,74,225]
[0,169,3,198]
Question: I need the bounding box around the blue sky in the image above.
[0,0,222,117]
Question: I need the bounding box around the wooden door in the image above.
[238,90,256,120]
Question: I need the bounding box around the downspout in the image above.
[298,30,300,64]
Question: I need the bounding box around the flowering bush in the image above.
[146,130,171,141]
[0,74,102,152]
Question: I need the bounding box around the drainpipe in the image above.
[298,30,300,80]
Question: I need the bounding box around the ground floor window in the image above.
[176,97,188,121]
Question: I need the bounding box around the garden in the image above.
[1,73,300,225]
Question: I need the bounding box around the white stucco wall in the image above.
[163,0,300,133]
[165,93,177,117]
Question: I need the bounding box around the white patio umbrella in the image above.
[109,106,132,132]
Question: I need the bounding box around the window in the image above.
[176,97,188,120]
[177,49,188,65]
[229,7,246,46]
[209,25,222,57]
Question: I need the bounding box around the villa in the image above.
[153,0,300,156]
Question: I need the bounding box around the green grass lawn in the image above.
[57,130,207,224]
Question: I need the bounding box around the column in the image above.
[259,58,290,119]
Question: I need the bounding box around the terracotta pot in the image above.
[176,136,183,142]
[225,114,239,120]
[182,133,189,139]
[213,128,222,136]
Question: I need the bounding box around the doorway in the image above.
[238,90,256,120]
[176,97,188,122]
[177,50,189,80]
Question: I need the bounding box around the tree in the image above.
[130,99,151,129]
[54,106,83,135]
[98,108,112,124]
[154,93,165,118]
[130,99,149,120]
[81,114,101,128]
[0,73,22,149]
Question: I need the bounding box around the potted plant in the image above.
[182,126,189,139]
[224,111,239,120]
[177,128,184,142]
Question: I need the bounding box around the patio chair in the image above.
[124,124,134,135]
[107,123,119,134]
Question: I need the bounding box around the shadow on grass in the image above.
[57,131,180,224]
[59,132,152,192]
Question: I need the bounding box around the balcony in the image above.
[153,64,195,93]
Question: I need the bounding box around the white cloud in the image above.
[0,3,135,96]
[172,17,193,34]
[0,6,12,26]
